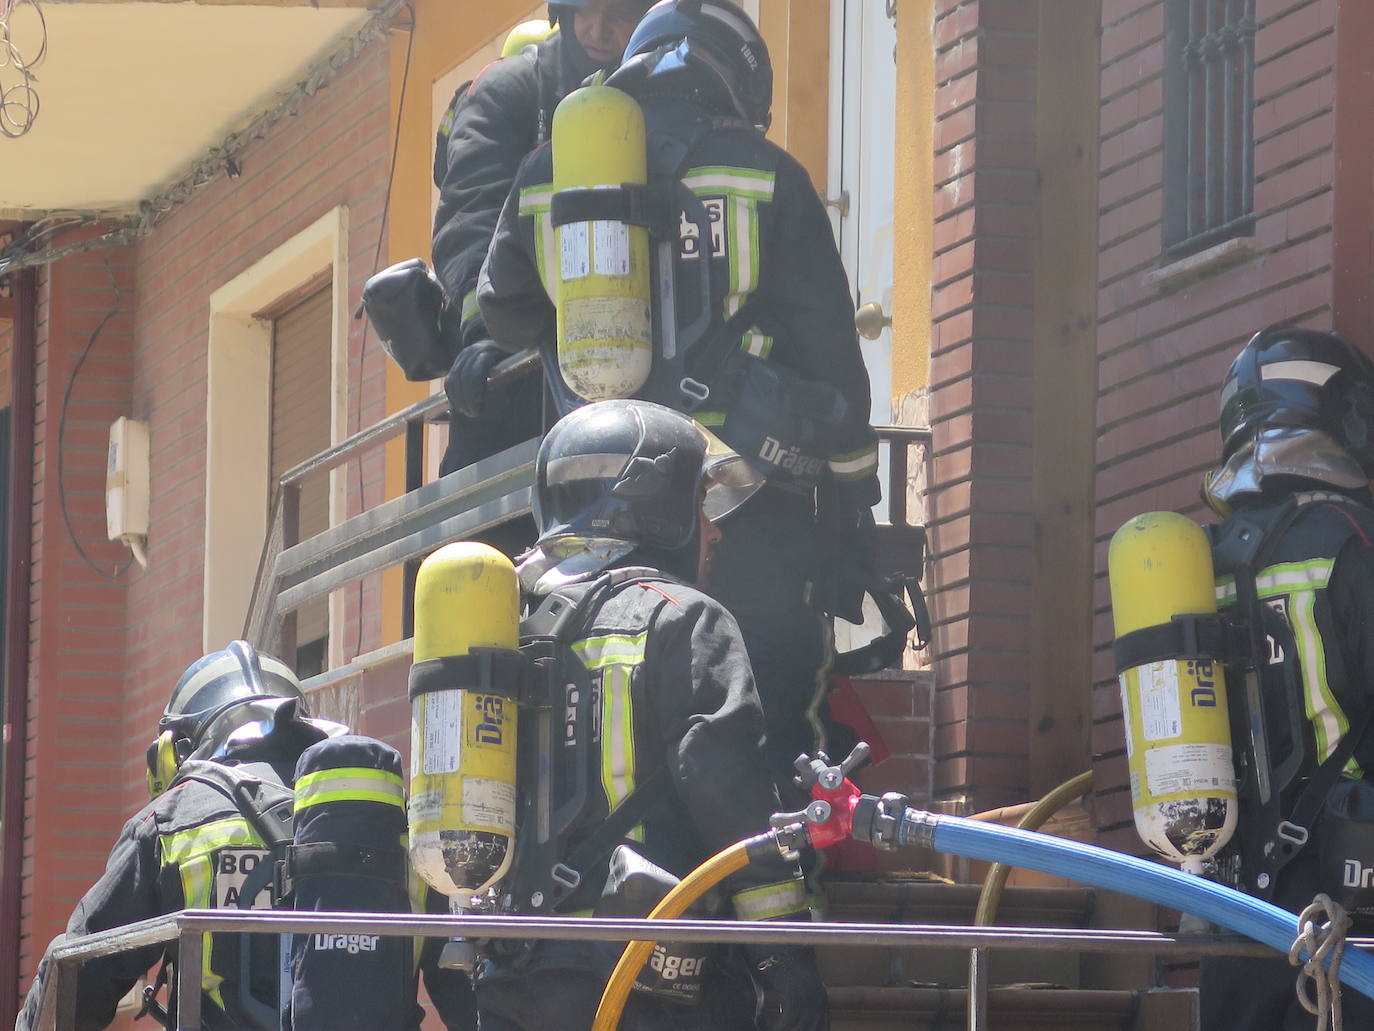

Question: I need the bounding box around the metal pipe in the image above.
[45,909,1302,961]
[1,257,37,1030]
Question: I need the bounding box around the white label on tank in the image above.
[1139,662,1182,741]
[1144,743,1236,798]
[464,777,516,831]
[561,223,590,280]
[409,788,444,823]
[593,221,631,275]
[422,692,462,774]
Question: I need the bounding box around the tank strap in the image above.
[550,184,676,236]
[407,649,532,704]
[1111,612,1238,674]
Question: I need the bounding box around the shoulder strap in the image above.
[172,761,295,850]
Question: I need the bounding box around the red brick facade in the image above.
[1090,0,1372,853]
[13,41,392,991]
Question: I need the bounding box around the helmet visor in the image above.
[698,422,764,522]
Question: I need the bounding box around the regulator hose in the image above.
[891,809,1374,999]
[592,839,752,1031]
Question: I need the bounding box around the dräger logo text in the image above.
[312,934,380,954]
[1343,859,1374,889]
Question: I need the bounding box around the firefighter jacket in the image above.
[15,750,413,1031]
[501,563,809,975]
[476,95,881,512]
[1210,488,1374,813]
[432,31,597,356]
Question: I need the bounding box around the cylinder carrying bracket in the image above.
[550,181,678,239]
[1111,611,1247,673]
[407,648,552,710]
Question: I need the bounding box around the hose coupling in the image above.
[850,791,910,851]
[898,807,940,850]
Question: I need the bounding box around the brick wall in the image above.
[17,40,392,988]
[927,0,1041,813]
[1090,0,1343,854]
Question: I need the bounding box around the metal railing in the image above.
[242,346,932,659]
[33,907,1307,1031]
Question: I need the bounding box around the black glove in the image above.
[444,341,505,421]
[743,944,830,1031]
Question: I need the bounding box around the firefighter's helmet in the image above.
[1220,326,1374,472]
[614,0,773,130]
[535,399,710,551]
[146,641,337,796]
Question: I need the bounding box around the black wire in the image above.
[57,254,137,581]
[354,0,416,661]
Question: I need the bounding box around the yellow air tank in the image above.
[502,19,554,57]
[408,542,520,900]
[1108,511,1238,874]
[551,83,653,402]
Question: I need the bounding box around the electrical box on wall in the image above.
[107,417,150,567]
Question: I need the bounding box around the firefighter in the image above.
[1198,327,1374,1030]
[472,398,828,1031]
[13,643,469,1031]
[431,0,655,477]
[477,0,881,796]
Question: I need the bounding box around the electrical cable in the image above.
[56,254,136,581]
[353,0,415,662]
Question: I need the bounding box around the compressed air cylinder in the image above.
[551,84,653,402]
[1108,512,1238,873]
[409,542,520,898]
[502,19,553,57]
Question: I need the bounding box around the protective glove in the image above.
[743,944,830,1031]
[444,341,505,421]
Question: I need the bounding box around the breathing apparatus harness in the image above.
[407,568,678,933]
[1207,491,1374,900]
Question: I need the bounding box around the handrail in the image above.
[242,353,932,663]
[35,907,1312,1030]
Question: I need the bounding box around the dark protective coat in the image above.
[475,563,816,1030]
[430,31,600,473]
[476,93,881,777]
[1201,487,1374,1030]
[476,94,880,512]
[15,738,473,1031]
[17,753,306,1031]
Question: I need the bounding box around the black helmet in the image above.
[161,640,306,752]
[1219,327,1374,471]
[535,399,708,551]
[615,0,772,129]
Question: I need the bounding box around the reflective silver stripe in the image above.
[829,445,879,480]
[732,878,810,921]
[545,452,633,486]
[1261,359,1340,387]
[741,331,772,358]
[681,168,775,199]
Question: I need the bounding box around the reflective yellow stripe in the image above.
[741,331,772,358]
[161,820,264,1003]
[461,288,480,327]
[161,817,264,864]
[574,633,647,837]
[732,879,810,921]
[829,445,878,480]
[681,167,775,199]
[294,767,406,810]
[695,411,726,427]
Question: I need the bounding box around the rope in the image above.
[1288,893,1351,1031]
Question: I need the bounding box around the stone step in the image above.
[819,876,1097,989]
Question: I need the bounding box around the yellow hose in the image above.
[592,840,752,1031]
[973,770,1093,926]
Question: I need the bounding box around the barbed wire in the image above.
[0,0,46,138]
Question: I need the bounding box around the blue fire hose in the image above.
[885,808,1374,998]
